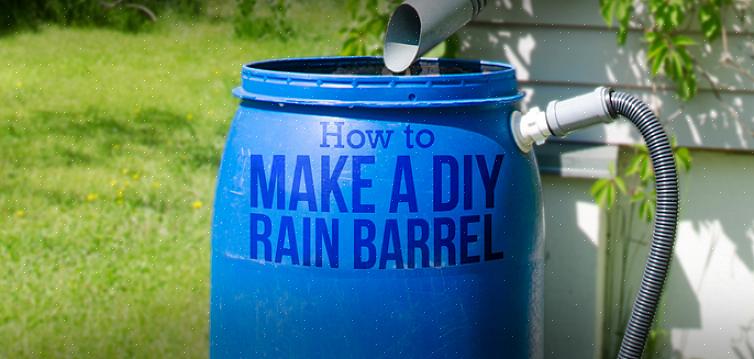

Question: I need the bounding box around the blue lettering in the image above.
[289,155,317,211]
[416,129,434,148]
[463,155,473,210]
[460,215,481,264]
[354,219,376,269]
[483,214,504,261]
[433,156,459,212]
[316,218,339,268]
[250,155,285,209]
[407,219,430,268]
[303,217,311,266]
[347,130,366,149]
[250,213,272,261]
[379,219,404,269]
[433,217,456,267]
[476,154,504,208]
[275,216,299,264]
[403,125,415,148]
[352,156,375,213]
[389,156,418,213]
[321,156,348,212]
[365,130,394,148]
[320,122,345,148]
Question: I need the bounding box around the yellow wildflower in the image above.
[191,200,203,209]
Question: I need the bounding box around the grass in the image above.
[0,3,344,357]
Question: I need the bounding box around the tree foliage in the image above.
[0,0,202,33]
[233,0,293,39]
[591,139,691,222]
[600,0,750,101]
[339,0,401,56]
[339,0,460,58]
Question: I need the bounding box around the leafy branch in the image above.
[600,0,753,101]
[340,0,401,56]
[592,139,691,222]
[339,0,460,58]
[234,0,293,40]
[592,139,691,357]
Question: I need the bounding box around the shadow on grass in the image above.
[4,107,224,169]
[2,106,224,211]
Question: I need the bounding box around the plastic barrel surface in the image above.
[211,57,544,358]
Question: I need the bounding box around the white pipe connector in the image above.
[511,108,551,153]
[512,87,616,152]
[384,0,486,72]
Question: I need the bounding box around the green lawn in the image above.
[0,4,343,357]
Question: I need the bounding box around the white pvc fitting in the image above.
[511,87,617,153]
[511,109,552,153]
[545,87,615,136]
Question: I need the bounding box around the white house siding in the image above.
[458,0,754,358]
[667,151,754,359]
[541,175,604,358]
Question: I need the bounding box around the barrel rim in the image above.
[236,56,523,108]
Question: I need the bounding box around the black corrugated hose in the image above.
[607,91,680,358]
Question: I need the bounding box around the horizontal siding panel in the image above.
[517,84,754,151]
[474,0,609,27]
[474,0,752,33]
[458,4,754,152]
[536,142,619,179]
[458,25,754,93]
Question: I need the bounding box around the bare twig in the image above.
[100,1,157,22]
[720,25,754,82]
[695,64,723,100]
[123,4,157,22]
[100,0,124,9]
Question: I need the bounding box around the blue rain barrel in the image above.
[211,57,544,358]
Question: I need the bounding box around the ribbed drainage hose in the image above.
[608,91,680,358]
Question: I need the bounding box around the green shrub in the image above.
[233,0,293,39]
[0,0,203,33]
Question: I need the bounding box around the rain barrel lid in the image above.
[234,56,523,108]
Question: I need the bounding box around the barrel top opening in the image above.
[236,56,522,108]
[247,57,511,76]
